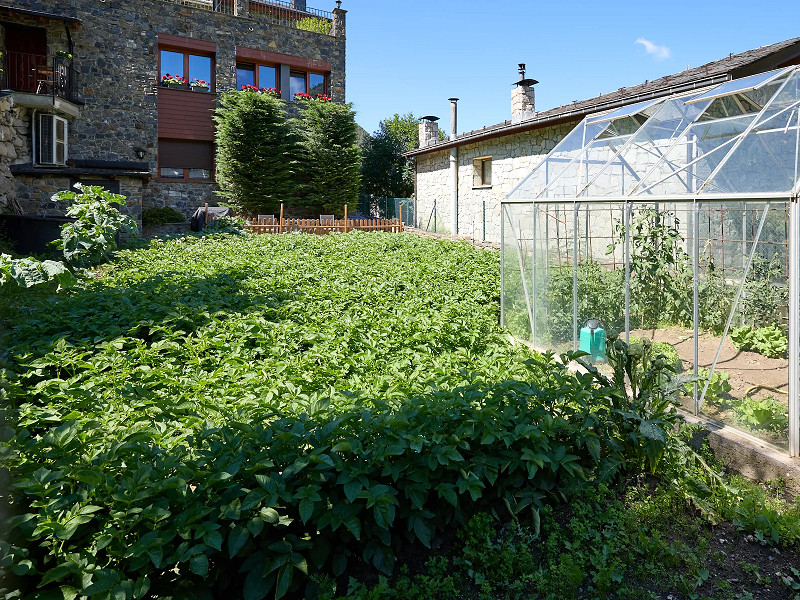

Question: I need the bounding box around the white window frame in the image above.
[36,113,68,166]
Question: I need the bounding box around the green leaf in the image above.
[81,568,121,596]
[190,554,209,577]
[298,498,314,524]
[413,516,432,548]
[228,524,250,558]
[343,480,361,503]
[274,563,293,600]
[203,529,223,552]
[243,568,273,600]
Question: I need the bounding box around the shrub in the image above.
[53,184,139,268]
[293,99,361,216]
[296,17,332,35]
[142,207,186,227]
[0,185,135,291]
[214,90,297,216]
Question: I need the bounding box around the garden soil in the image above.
[631,326,789,447]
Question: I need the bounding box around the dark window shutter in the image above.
[158,139,214,169]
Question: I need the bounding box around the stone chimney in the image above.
[418,116,439,148]
[511,63,537,124]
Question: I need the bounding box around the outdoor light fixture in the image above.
[335,0,341,8]
[133,147,146,160]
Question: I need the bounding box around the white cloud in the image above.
[635,37,671,60]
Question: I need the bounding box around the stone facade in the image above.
[0,0,346,221]
[511,85,535,124]
[0,96,29,213]
[415,122,577,243]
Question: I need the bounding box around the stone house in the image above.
[0,0,346,224]
[406,37,800,244]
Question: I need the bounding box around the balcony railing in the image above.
[1,52,79,104]
[161,0,334,35]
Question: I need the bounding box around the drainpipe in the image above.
[449,97,458,235]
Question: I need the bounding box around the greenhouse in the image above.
[501,66,800,457]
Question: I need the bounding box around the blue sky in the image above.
[341,0,800,136]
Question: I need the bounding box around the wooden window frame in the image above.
[236,61,279,91]
[157,139,215,183]
[158,35,216,92]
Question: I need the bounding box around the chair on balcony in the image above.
[34,64,54,94]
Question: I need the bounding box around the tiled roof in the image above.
[406,36,800,157]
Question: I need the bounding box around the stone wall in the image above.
[2,0,345,219]
[14,174,143,223]
[0,97,28,212]
[415,121,577,243]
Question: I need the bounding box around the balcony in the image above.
[1,52,80,114]
[162,0,336,36]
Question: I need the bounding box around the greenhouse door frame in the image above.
[501,191,800,458]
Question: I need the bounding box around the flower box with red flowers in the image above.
[240,85,282,99]
[190,78,211,92]
[161,74,187,89]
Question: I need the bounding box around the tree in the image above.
[294,99,361,216]
[360,113,419,206]
[213,90,296,216]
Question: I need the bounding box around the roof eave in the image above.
[404,74,732,158]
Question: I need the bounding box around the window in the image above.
[289,71,327,99]
[160,48,214,91]
[158,139,214,181]
[309,73,326,96]
[236,62,278,91]
[290,70,306,97]
[473,157,492,187]
[37,113,68,166]
[236,63,255,89]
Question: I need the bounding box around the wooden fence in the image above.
[243,204,404,235]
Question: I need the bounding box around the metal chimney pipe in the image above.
[448,97,458,140]
[448,98,459,234]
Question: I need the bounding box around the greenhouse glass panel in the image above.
[501,203,534,341]
[695,201,790,450]
[624,203,696,389]
[536,102,664,199]
[582,94,710,197]
[702,71,800,195]
[684,68,792,105]
[529,203,579,349]
[575,202,626,366]
[585,98,663,125]
[506,119,611,200]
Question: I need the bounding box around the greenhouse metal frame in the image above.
[501,66,800,457]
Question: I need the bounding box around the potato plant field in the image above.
[1,231,770,599]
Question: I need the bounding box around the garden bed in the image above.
[632,326,789,448]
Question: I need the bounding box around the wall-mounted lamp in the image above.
[133,147,146,160]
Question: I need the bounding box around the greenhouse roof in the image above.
[506,66,800,201]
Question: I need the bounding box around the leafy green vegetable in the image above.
[731,325,787,359]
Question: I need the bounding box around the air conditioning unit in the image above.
[38,113,68,165]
